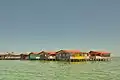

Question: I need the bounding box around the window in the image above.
[79,54,82,56]
[62,54,65,57]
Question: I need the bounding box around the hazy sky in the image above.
[0,0,120,56]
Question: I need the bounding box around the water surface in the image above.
[0,57,120,80]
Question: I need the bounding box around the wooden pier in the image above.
[0,50,111,62]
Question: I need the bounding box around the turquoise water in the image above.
[0,57,120,80]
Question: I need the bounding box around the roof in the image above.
[30,52,39,54]
[20,53,29,55]
[39,51,46,53]
[39,51,56,55]
[89,51,110,54]
[61,50,81,54]
[47,51,56,55]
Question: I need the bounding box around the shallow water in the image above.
[0,57,120,80]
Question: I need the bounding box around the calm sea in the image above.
[0,57,120,80]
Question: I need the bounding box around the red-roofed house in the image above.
[47,51,56,60]
[89,51,111,60]
[20,53,29,60]
[39,51,56,60]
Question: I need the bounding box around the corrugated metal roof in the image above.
[89,51,110,54]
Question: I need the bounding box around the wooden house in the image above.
[0,54,6,60]
[39,51,56,60]
[56,50,88,61]
[29,52,40,60]
[47,51,56,60]
[89,51,111,61]
[20,53,29,60]
[3,52,21,60]
[39,51,49,60]
[6,54,21,60]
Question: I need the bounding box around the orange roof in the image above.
[40,51,56,55]
[62,50,80,54]
[47,51,56,55]
[89,51,110,54]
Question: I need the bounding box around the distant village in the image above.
[0,50,111,61]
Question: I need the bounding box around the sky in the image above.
[0,0,120,56]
